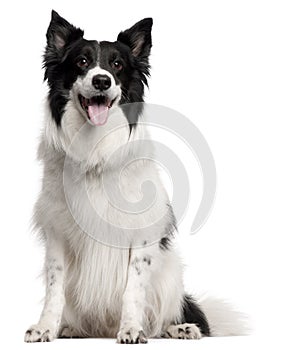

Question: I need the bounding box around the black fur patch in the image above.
[181,295,210,336]
[143,256,151,265]
[159,236,171,250]
[159,203,177,250]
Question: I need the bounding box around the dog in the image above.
[24,10,244,343]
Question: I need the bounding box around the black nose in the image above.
[92,74,111,91]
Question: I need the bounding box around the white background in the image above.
[0,0,280,349]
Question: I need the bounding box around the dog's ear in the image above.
[117,18,153,59]
[46,10,84,51]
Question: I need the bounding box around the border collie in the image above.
[24,11,244,343]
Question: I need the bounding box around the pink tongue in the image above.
[88,104,109,126]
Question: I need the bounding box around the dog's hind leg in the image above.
[163,295,210,340]
[58,307,84,338]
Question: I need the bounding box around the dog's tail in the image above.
[182,294,250,337]
[198,295,250,336]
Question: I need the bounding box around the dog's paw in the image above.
[117,327,147,344]
[59,325,80,338]
[164,323,202,340]
[24,324,56,343]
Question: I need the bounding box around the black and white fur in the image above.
[25,11,245,343]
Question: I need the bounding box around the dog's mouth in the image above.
[78,94,116,126]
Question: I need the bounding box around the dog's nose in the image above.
[92,74,111,91]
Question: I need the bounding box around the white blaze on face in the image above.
[72,66,122,126]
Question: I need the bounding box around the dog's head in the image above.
[44,10,152,129]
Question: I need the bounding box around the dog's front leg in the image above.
[25,235,65,342]
[117,247,155,344]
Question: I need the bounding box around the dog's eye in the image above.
[112,60,123,71]
[77,58,89,68]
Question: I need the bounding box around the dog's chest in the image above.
[65,235,130,321]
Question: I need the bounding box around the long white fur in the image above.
[25,66,246,342]
[199,296,250,336]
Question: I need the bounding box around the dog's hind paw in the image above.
[164,323,202,339]
[59,325,81,338]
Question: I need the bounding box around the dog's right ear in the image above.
[46,10,84,52]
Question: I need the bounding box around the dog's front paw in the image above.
[117,327,147,344]
[24,324,56,343]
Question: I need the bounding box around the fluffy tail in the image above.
[198,296,250,336]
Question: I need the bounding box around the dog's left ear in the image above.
[117,18,153,59]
